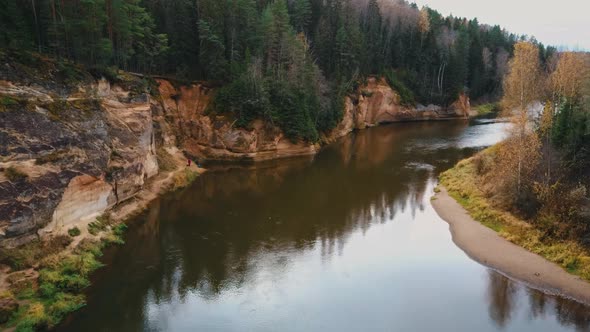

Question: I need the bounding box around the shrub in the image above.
[46,293,85,322]
[112,223,128,237]
[4,219,125,330]
[14,303,49,332]
[75,239,104,257]
[103,224,128,245]
[68,227,81,237]
[88,221,105,236]
[475,103,500,116]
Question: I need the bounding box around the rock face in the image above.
[158,76,470,161]
[0,62,161,246]
[347,77,470,129]
[0,58,469,245]
[157,80,319,162]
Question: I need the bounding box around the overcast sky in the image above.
[411,0,590,51]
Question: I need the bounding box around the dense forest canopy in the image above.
[0,0,556,140]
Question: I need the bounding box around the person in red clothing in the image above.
[187,159,191,167]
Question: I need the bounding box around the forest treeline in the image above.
[1,0,554,140]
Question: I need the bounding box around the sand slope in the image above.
[432,187,590,305]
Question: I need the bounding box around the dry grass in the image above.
[440,148,590,280]
[156,147,177,172]
[172,168,200,189]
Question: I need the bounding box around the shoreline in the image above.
[0,154,206,331]
[432,186,590,305]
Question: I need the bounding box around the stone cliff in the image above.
[157,79,319,162]
[0,55,171,246]
[0,59,470,245]
[159,76,470,161]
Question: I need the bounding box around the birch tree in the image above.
[500,41,544,196]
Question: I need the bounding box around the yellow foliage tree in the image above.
[499,42,544,197]
[418,8,430,34]
[550,52,589,100]
[501,42,544,114]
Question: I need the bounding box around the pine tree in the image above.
[291,0,312,34]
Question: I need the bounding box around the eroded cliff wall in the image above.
[0,63,164,246]
[158,76,471,160]
[157,80,319,162]
[0,63,470,246]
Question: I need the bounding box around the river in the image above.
[59,120,590,331]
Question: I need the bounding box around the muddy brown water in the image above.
[59,120,590,332]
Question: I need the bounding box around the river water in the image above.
[60,120,590,332]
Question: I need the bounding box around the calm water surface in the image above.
[60,120,590,331]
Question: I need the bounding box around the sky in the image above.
[411,0,590,51]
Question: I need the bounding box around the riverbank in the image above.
[0,151,204,331]
[433,153,590,305]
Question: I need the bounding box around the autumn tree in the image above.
[550,54,590,174]
[550,52,588,100]
[499,41,544,200]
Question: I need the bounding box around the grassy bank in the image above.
[474,103,500,117]
[0,221,127,332]
[0,164,202,331]
[439,147,590,280]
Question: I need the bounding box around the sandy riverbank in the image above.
[432,186,590,305]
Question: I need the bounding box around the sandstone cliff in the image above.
[157,79,319,162]
[0,57,168,246]
[0,58,469,245]
[158,76,470,161]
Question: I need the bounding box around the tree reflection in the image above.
[486,270,590,331]
[554,297,590,330]
[65,121,572,332]
[487,270,517,328]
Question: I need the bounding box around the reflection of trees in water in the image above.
[527,287,548,319]
[487,270,517,328]
[140,123,489,302]
[158,160,436,299]
[486,270,590,331]
[554,297,590,330]
[61,121,530,331]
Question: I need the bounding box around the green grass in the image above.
[440,148,590,280]
[3,225,128,331]
[475,103,499,116]
[6,245,102,331]
[1,215,130,330]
